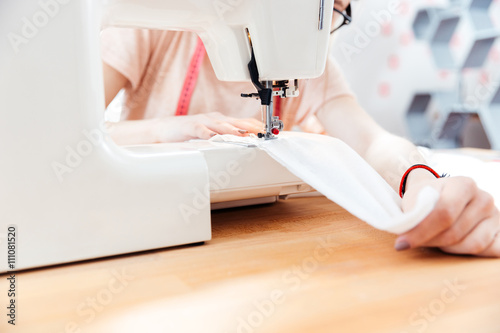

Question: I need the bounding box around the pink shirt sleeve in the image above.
[101,28,154,90]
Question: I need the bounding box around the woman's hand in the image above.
[155,112,263,143]
[103,62,263,145]
[108,112,263,145]
[397,171,500,257]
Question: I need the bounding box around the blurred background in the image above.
[106,0,500,150]
[331,0,500,150]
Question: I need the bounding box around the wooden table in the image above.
[1,197,499,333]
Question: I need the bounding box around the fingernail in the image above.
[238,129,248,134]
[394,239,411,251]
[210,132,217,137]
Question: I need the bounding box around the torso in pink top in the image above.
[101,28,354,133]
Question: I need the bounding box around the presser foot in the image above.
[257,131,279,140]
[258,116,283,140]
[258,133,276,140]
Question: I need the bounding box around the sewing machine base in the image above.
[0,141,310,273]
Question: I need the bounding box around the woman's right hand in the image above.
[108,112,264,145]
[103,62,263,145]
[155,112,263,143]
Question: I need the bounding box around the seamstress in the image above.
[101,0,499,257]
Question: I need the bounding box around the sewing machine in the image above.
[0,0,334,272]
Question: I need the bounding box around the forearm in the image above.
[317,96,435,192]
[362,132,440,192]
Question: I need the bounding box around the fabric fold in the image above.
[212,132,439,234]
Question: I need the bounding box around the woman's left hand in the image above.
[396,173,500,257]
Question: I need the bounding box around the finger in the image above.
[245,118,265,127]
[396,177,477,250]
[423,190,496,248]
[477,228,500,258]
[440,212,500,256]
[204,113,263,134]
[198,114,248,136]
[205,111,225,120]
[230,119,263,134]
[247,120,265,133]
[238,118,264,127]
[191,123,216,140]
[205,120,246,136]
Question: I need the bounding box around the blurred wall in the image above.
[331,0,500,148]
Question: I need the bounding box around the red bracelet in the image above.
[399,164,441,198]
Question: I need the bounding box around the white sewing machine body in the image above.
[126,141,314,209]
[0,0,333,272]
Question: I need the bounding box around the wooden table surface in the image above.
[1,196,499,333]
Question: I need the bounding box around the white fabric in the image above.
[212,132,440,234]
